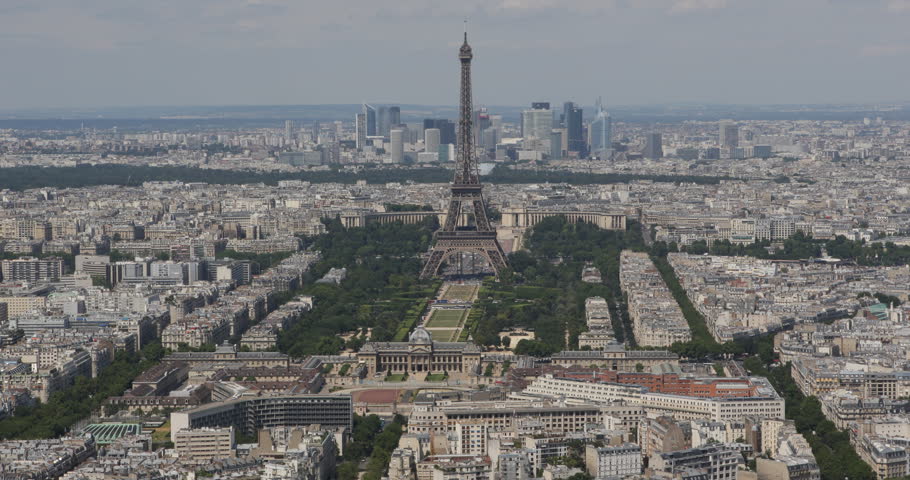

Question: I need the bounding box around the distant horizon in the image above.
[3,100,910,114]
[3,101,910,124]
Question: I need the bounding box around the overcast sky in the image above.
[2,0,910,110]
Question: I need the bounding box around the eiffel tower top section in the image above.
[454,31,478,187]
[459,32,473,61]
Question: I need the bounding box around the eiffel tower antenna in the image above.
[420,28,508,279]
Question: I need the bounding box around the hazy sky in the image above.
[2,0,910,109]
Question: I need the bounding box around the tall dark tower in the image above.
[420,32,508,279]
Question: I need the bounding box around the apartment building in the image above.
[416,455,492,480]
[1,256,64,282]
[854,435,910,480]
[406,401,611,437]
[170,394,353,442]
[550,345,679,371]
[620,251,691,347]
[174,427,235,461]
[585,443,642,478]
[792,358,910,401]
[650,444,744,480]
[756,456,821,480]
[521,375,784,422]
[0,296,46,319]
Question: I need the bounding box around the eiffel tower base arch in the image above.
[420,232,508,280]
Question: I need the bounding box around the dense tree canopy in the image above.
[384,203,434,212]
[338,414,407,480]
[277,217,439,356]
[468,216,648,351]
[684,233,910,266]
[0,164,734,191]
[216,250,296,271]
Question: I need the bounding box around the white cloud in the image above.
[886,0,910,12]
[861,43,910,56]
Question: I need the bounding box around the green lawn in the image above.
[426,309,467,328]
[443,285,479,301]
[385,374,409,382]
[459,307,484,341]
[425,373,448,382]
[429,329,457,341]
[152,421,173,449]
[152,421,171,444]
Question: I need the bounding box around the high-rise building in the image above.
[355,114,367,151]
[441,121,456,146]
[750,145,773,158]
[378,106,390,137]
[481,128,498,151]
[644,132,663,159]
[720,121,739,149]
[550,130,563,159]
[363,104,377,136]
[311,121,319,143]
[390,129,404,164]
[439,143,455,162]
[521,104,553,141]
[531,102,550,110]
[423,119,456,145]
[474,107,491,145]
[590,98,612,159]
[564,102,584,155]
[425,128,441,153]
[284,120,295,143]
[489,115,503,130]
[560,101,572,127]
[389,106,401,128]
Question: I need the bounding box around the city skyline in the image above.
[2,6,910,480]
[2,0,910,109]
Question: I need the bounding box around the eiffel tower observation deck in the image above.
[420,31,508,279]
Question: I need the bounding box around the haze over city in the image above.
[3,0,910,109]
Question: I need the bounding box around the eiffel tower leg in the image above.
[444,199,462,231]
[473,199,492,231]
[420,249,446,280]
[486,248,508,272]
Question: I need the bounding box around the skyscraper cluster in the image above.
[354,96,620,163]
[359,104,405,141]
[518,99,610,160]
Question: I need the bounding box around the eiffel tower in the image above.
[420,31,508,279]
